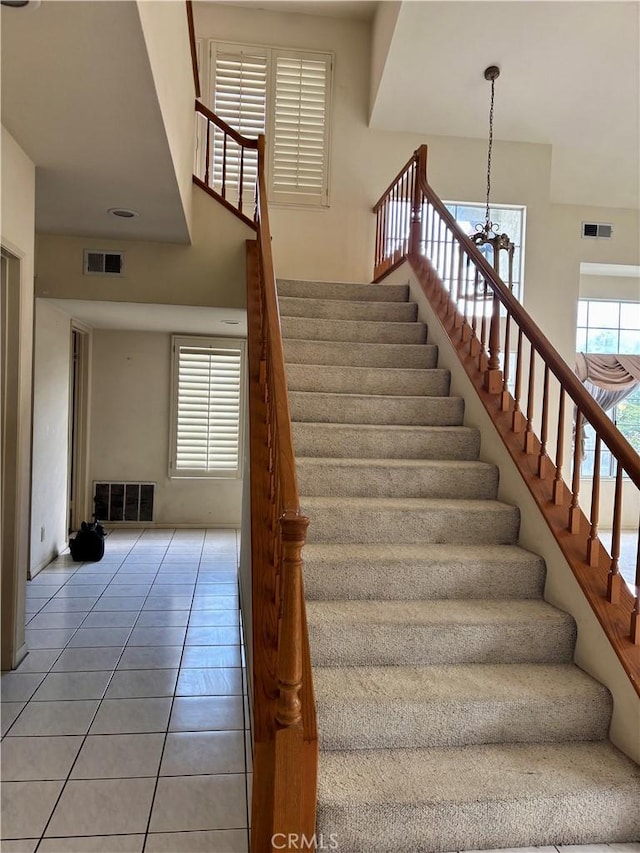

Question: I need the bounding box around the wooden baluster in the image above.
[469,269,480,357]
[568,410,582,533]
[631,523,639,644]
[238,146,245,214]
[461,255,472,342]
[222,133,227,199]
[428,202,436,262]
[452,244,463,329]
[402,171,410,256]
[500,309,512,410]
[607,462,624,604]
[484,286,503,394]
[524,345,536,454]
[478,279,489,372]
[586,434,601,566]
[381,198,388,266]
[512,329,524,433]
[204,120,211,187]
[537,365,550,476]
[445,232,456,314]
[553,388,566,505]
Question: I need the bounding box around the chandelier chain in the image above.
[485,76,495,230]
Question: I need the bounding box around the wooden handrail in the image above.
[248,133,317,851]
[185,1,201,99]
[195,100,260,149]
[372,145,640,688]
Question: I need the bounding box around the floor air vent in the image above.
[94,482,155,522]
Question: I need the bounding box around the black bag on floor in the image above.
[69,521,106,562]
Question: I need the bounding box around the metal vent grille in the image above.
[94,482,155,522]
[83,250,124,275]
[582,222,613,239]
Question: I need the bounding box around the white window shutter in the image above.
[173,339,244,478]
[271,51,331,204]
[210,44,267,207]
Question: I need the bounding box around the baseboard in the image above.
[102,522,241,530]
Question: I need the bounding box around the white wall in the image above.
[1,125,35,668]
[30,301,72,575]
[136,0,196,237]
[89,329,242,527]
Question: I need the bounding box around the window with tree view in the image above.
[577,299,640,476]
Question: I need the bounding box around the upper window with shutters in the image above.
[208,41,332,207]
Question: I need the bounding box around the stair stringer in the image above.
[384,258,640,763]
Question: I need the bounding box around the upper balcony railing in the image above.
[374,145,640,690]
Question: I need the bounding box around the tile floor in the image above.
[1,529,251,853]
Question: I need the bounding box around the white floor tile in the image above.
[0,780,64,839]
[13,649,61,673]
[180,645,242,668]
[53,585,108,598]
[24,628,77,649]
[67,627,132,647]
[90,697,172,734]
[71,732,165,778]
[7,699,99,736]
[32,670,113,701]
[143,595,194,611]
[185,626,240,646]
[1,702,25,736]
[52,647,124,672]
[26,586,63,599]
[169,696,244,731]
[92,596,147,611]
[1,735,83,781]
[25,612,87,630]
[188,610,239,627]
[44,777,156,837]
[82,611,140,628]
[102,584,153,597]
[134,610,190,627]
[0,840,39,853]
[105,669,178,699]
[190,596,238,611]
[160,730,245,776]
[608,846,640,853]
[40,597,99,612]
[66,573,115,585]
[0,672,45,702]
[175,668,243,696]
[127,626,187,646]
[117,646,182,670]
[197,571,238,582]
[145,829,248,853]
[149,773,247,832]
[38,836,145,853]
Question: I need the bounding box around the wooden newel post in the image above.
[276,511,309,727]
[408,149,425,256]
[484,290,503,393]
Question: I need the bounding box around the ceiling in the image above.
[44,299,248,336]
[1,1,190,243]
[370,1,640,209]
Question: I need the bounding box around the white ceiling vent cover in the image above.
[83,250,124,276]
[582,222,613,239]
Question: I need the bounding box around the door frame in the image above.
[67,322,91,535]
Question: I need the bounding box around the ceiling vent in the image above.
[83,250,124,276]
[582,222,613,239]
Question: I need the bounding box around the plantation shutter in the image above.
[210,44,267,206]
[173,338,245,478]
[271,51,331,204]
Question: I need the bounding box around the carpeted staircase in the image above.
[278,277,640,853]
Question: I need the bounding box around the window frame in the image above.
[169,335,246,480]
[207,39,333,208]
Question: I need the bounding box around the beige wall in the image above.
[1,125,35,668]
[36,187,252,309]
[89,329,242,527]
[30,301,72,575]
[579,273,640,302]
[136,0,196,237]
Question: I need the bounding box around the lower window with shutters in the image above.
[169,336,246,479]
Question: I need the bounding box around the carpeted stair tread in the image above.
[284,340,438,368]
[316,741,640,850]
[297,457,498,500]
[303,495,520,545]
[306,599,576,665]
[302,542,544,599]
[293,422,481,460]
[281,315,427,344]
[279,295,418,322]
[277,279,410,302]
[286,362,445,394]
[314,663,612,749]
[290,390,463,426]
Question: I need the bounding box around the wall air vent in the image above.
[83,250,124,276]
[94,482,155,523]
[582,222,613,239]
